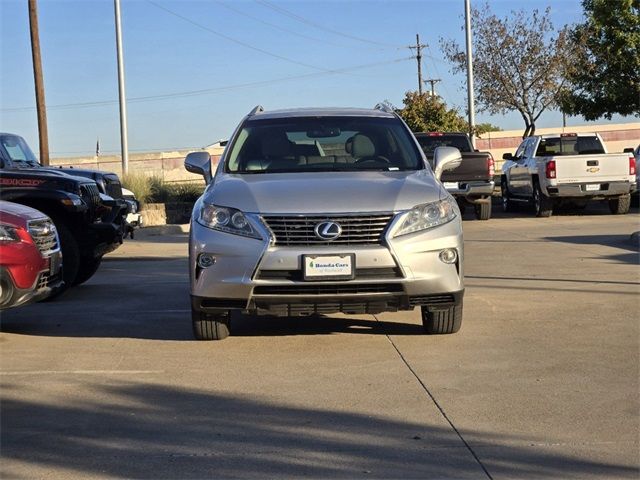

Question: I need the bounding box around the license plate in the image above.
[49,251,62,275]
[303,254,355,281]
[585,184,600,191]
[443,182,459,189]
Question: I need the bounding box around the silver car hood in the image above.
[204,170,445,214]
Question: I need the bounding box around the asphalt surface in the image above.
[1,202,639,479]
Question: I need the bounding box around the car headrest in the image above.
[261,133,292,157]
[351,134,375,157]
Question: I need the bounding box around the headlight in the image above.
[394,198,457,237]
[198,204,262,240]
[0,225,21,242]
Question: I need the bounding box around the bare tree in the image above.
[441,4,572,137]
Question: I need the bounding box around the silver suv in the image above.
[185,106,464,340]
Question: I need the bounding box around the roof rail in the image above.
[248,105,264,116]
[374,102,394,114]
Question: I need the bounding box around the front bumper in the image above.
[0,255,64,310]
[190,213,464,316]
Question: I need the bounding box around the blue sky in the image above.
[0,0,628,158]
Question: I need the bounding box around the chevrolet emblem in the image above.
[586,167,600,173]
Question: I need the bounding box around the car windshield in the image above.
[0,135,40,167]
[225,116,424,174]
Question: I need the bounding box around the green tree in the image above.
[560,0,640,120]
[441,3,572,137]
[474,123,502,136]
[397,91,469,132]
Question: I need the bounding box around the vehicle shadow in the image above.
[1,383,637,479]
[543,233,640,265]
[462,196,640,220]
[231,312,425,337]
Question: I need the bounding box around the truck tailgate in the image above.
[553,154,630,183]
[440,153,491,182]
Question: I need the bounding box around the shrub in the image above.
[121,173,204,205]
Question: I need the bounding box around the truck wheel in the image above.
[192,309,230,340]
[53,222,80,291]
[608,194,630,215]
[533,181,553,217]
[73,257,103,286]
[421,304,463,334]
[501,182,515,213]
[474,201,491,220]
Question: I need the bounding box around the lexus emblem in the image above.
[314,221,342,240]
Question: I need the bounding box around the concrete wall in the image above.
[50,122,640,180]
[50,146,224,183]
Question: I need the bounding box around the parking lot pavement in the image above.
[1,205,638,479]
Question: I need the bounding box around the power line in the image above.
[1,57,413,112]
[147,0,328,72]
[215,1,347,48]
[255,0,402,49]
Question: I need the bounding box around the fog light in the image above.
[439,248,457,264]
[198,253,216,268]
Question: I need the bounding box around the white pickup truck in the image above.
[501,133,637,216]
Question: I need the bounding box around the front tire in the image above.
[501,181,515,213]
[421,303,463,334]
[474,201,491,220]
[608,194,630,215]
[73,257,102,286]
[192,309,230,340]
[533,181,553,217]
[45,221,80,298]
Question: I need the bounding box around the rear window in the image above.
[416,134,472,154]
[535,136,605,156]
[225,116,423,174]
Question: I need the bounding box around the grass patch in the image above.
[122,173,204,205]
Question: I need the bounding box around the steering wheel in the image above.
[355,156,391,165]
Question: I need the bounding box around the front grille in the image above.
[409,294,456,306]
[254,300,399,316]
[104,175,123,199]
[36,271,62,290]
[253,283,404,296]
[262,213,394,246]
[28,218,59,255]
[256,267,403,281]
[80,183,101,217]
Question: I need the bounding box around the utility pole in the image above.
[424,78,441,97]
[28,0,49,165]
[464,0,476,145]
[408,34,426,95]
[114,0,129,174]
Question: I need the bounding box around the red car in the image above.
[0,201,63,309]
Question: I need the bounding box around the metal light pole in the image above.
[114,0,129,174]
[464,0,476,146]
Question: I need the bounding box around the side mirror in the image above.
[433,146,462,181]
[185,151,212,184]
[502,152,513,160]
[623,147,634,153]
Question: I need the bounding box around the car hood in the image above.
[204,170,445,214]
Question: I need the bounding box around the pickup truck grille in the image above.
[262,213,394,246]
[27,218,59,255]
